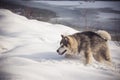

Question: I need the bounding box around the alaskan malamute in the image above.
[57,30,111,64]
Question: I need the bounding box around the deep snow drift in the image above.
[0,9,120,80]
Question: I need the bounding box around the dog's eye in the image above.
[64,43,68,47]
[60,41,62,45]
[63,41,68,47]
[60,44,64,48]
[60,37,69,47]
[61,45,64,48]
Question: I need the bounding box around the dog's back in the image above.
[72,31,107,47]
[74,31,105,40]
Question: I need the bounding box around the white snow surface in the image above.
[0,9,120,80]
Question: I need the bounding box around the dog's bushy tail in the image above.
[96,30,111,41]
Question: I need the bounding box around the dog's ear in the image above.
[61,35,65,38]
[61,35,69,42]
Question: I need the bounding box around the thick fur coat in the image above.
[57,30,111,64]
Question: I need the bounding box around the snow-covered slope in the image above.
[0,9,120,80]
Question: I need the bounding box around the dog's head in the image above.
[57,35,71,55]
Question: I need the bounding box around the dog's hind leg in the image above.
[103,48,112,66]
[100,46,111,62]
[95,52,104,63]
[97,46,112,65]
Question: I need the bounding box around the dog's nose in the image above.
[57,50,59,53]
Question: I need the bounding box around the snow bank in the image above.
[0,9,120,80]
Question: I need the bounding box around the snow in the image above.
[0,9,120,80]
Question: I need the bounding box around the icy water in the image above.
[16,1,120,32]
[1,1,120,31]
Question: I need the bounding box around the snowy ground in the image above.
[0,9,120,80]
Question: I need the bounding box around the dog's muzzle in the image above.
[57,49,67,55]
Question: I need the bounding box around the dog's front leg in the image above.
[84,50,93,64]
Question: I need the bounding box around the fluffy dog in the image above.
[57,30,111,65]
